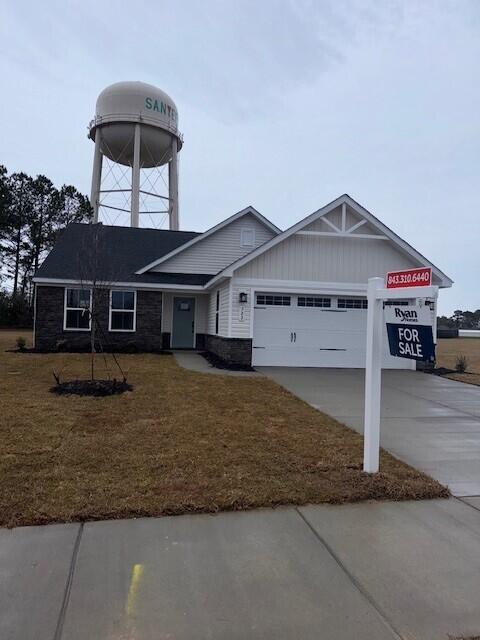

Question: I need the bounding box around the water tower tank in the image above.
[88,81,183,229]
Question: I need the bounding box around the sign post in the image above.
[363,278,384,473]
[363,272,437,473]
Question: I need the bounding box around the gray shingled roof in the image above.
[34,223,213,286]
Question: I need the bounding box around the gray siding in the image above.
[152,214,276,275]
[234,234,420,283]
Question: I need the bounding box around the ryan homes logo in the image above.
[393,307,419,323]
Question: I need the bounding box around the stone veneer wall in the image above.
[35,286,163,352]
[205,335,252,366]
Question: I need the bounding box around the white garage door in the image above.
[252,293,412,369]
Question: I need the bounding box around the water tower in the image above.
[88,81,183,229]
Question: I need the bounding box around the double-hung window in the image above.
[109,290,136,331]
[64,288,91,330]
[215,290,220,334]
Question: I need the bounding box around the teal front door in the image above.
[172,297,196,348]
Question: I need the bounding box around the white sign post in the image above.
[363,276,438,473]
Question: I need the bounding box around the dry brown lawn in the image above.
[437,338,480,386]
[0,329,447,528]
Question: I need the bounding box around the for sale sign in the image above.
[386,267,432,289]
[384,305,435,362]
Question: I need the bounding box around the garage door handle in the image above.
[290,332,293,342]
[294,332,296,342]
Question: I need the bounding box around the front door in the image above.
[172,297,195,348]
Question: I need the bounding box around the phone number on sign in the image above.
[387,271,430,287]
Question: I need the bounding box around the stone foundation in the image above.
[205,334,252,366]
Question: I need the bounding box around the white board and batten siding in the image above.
[231,284,253,339]
[235,234,430,285]
[207,283,230,337]
[153,214,275,275]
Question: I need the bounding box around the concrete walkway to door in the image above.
[258,368,480,497]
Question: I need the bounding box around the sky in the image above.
[1,1,479,315]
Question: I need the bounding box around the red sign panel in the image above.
[386,267,432,289]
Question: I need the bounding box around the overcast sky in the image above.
[1,1,479,314]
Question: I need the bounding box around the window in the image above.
[64,288,91,330]
[256,294,291,306]
[384,300,410,306]
[109,290,136,331]
[240,228,255,248]
[337,298,368,309]
[214,290,220,334]
[298,296,331,308]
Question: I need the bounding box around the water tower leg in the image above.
[90,131,103,223]
[169,137,179,230]
[131,124,141,228]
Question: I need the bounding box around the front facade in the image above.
[33,195,452,368]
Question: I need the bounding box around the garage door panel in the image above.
[252,298,411,369]
[294,309,357,330]
[295,327,366,350]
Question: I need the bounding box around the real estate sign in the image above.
[384,305,435,362]
[386,267,432,289]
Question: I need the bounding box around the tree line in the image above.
[0,165,92,326]
[438,309,480,330]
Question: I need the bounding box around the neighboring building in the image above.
[33,194,452,368]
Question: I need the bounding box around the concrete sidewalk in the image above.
[173,350,260,376]
[259,368,480,497]
[3,498,480,639]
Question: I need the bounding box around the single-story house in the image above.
[33,194,452,368]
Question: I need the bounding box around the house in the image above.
[33,194,452,368]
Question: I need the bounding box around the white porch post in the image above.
[363,277,384,473]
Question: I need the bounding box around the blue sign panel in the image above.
[386,323,435,362]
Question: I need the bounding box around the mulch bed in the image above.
[200,350,255,371]
[51,379,133,396]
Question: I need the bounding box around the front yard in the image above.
[437,338,480,386]
[0,330,447,528]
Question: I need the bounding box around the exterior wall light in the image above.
[239,292,248,304]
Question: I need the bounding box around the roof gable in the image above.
[136,206,280,275]
[206,194,453,288]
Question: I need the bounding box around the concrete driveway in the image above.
[259,368,480,497]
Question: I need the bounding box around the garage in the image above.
[252,293,413,368]
[201,195,451,369]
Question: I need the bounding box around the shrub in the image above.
[16,336,26,351]
[455,354,468,373]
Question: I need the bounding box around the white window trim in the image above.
[108,290,137,332]
[63,287,92,332]
[240,227,255,248]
